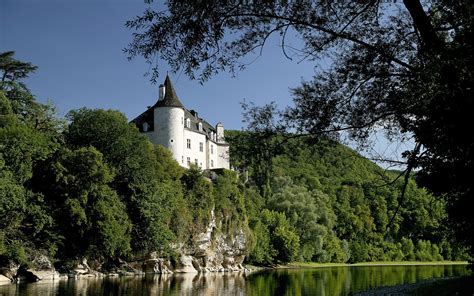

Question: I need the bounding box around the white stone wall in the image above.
[143,106,230,170]
[152,107,185,164]
[216,144,230,169]
[207,141,218,169]
[183,129,207,169]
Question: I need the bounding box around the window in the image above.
[182,156,184,163]
[199,142,203,152]
[211,160,214,168]
[187,139,191,149]
[195,159,198,165]
[181,117,184,125]
[142,122,149,132]
[185,118,191,128]
[211,144,214,154]
[198,122,203,132]
[187,157,190,165]
[200,162,202,168]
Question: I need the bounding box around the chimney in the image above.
[159,84,165,100]
[216,122,224,143]
[190,110,198,118]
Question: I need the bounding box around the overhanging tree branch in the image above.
[223,12,416,70]
[386,142,422,233]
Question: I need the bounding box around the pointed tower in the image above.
[153,75,185,164]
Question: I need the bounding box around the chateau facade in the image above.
[131,76,230,170]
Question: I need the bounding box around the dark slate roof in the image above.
[153,75,184,108]
[131,107,221,139]
[130,75,183,132]
[185,110,228,145]
[185,109,215,134]
[130,107,154,132]
[130,76,227,144]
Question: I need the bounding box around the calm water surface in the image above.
[0,264,471,295]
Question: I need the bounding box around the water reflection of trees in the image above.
[244,265,469,296]
[0,265,469,295]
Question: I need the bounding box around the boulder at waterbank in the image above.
[0,274,11,284]
[0,260,19,281]
[23,255,60,281]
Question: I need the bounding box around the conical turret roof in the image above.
[154,75,185,108]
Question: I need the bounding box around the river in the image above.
[0,264,472,295]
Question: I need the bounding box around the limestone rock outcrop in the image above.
[14,255,61,282]
[0,274,11,284]
[0,210,250,283]
[0,260,19,282]
[175,210,248,273]
[69,258,103,278]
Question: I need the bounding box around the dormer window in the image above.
[142,122,149,132]
[185,118,191,128]
[198,122,203,132]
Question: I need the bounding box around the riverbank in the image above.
[1,260,468,284]
[244,261,470,273]
[285,261,469,269]
[2,263,470,295]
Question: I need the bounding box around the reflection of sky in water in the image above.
[0,265,471,296]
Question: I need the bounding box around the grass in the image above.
[287,261,469,269]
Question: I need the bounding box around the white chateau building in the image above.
[131,76,230,170]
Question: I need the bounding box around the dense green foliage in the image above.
[226,130,470,264]
[0,52,469,271]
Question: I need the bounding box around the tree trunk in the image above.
[403,0,444,51]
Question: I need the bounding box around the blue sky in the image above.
[1,0,412,167]
[1,0,316,130]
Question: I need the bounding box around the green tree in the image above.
[401,237,416,261]
[181,165,214,234]
[231,130,463,263]
[65,108,182,254]
[214,170,248,234]
[0,155,29,264]
[0,90,58,263]
[34,147,132,260]
[268,176,336,261]
[248,209,299,264]
[226,109,284,197]
[0,51,37,120]
[0,52,63,134]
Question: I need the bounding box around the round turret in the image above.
[152,75,185,164]
[154,107,184,163]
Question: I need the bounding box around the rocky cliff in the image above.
[132,209,249,275]
[0,210,249,283]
